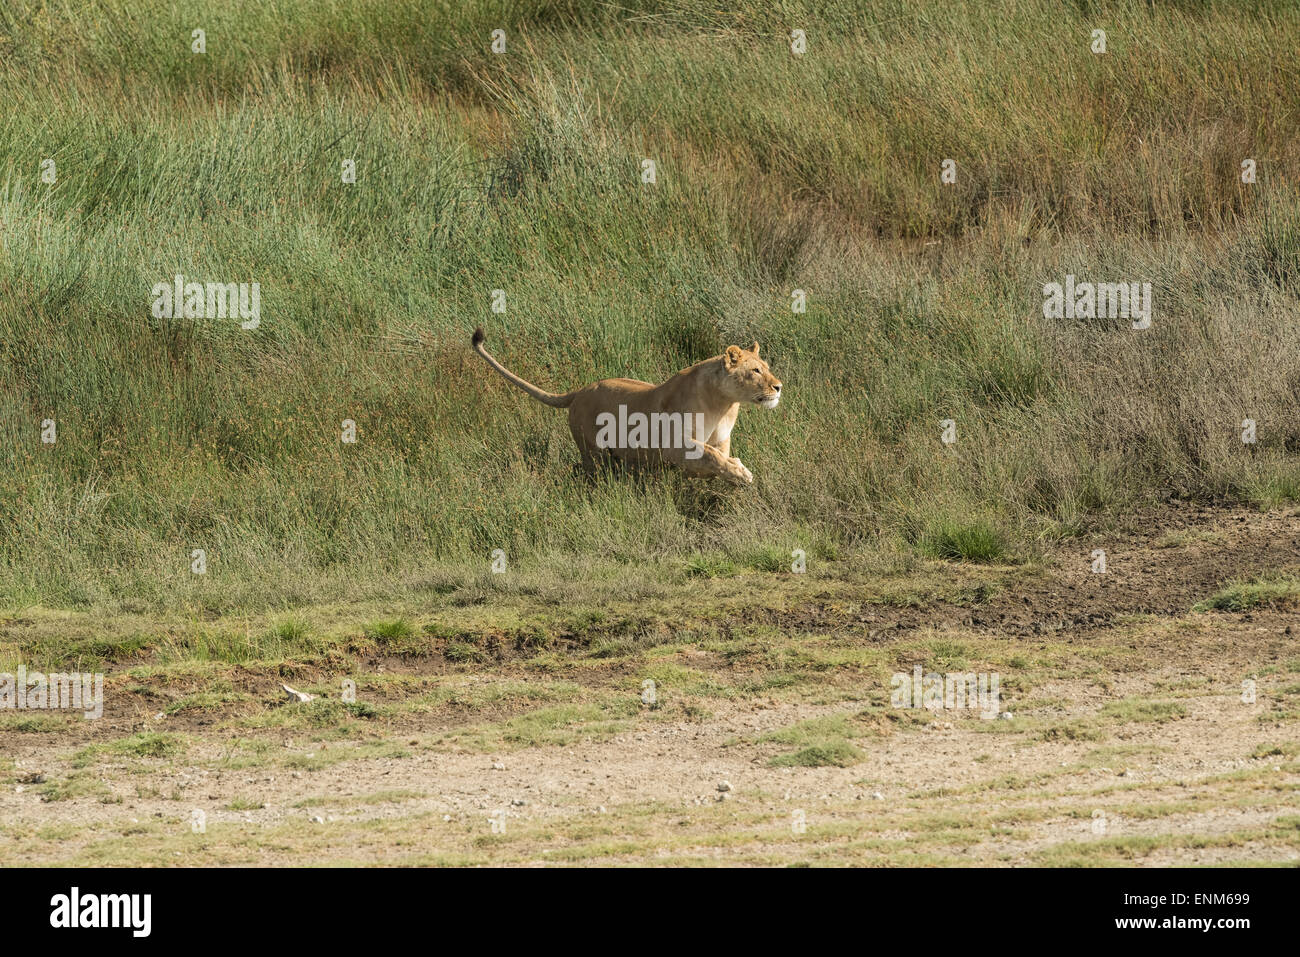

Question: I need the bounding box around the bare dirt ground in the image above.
[1,505,1297,866]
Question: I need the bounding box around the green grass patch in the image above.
[1195,573,1300,612]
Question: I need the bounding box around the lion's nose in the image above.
[773,383,782,392]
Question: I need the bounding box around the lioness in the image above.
[471,327,782,485]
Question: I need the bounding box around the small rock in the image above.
[999,712,1013,720]
[281,683,317,703]
[872,792,884,801]
[310,815,324,824]
[491,762,505,771]
[717,781,732,792]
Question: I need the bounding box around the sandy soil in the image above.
[1,505,1297,865]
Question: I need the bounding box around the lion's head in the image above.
[722,342,782,409]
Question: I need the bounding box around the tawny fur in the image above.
[471,327,782,485]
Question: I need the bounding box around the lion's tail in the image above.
[471,327,575,409]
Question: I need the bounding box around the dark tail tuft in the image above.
[472,326,485,347]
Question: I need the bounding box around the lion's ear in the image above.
[724,345,743,368]
[749,341,760,356]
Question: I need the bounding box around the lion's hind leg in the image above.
[568,420,600,476]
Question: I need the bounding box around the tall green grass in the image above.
[1,0,1298,610]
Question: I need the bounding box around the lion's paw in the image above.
[724,458,754,485]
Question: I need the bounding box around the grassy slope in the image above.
[1,0,1299,612]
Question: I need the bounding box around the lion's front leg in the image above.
[707,414,737,459]
[681,439,753,486]
[723,456,753,485]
